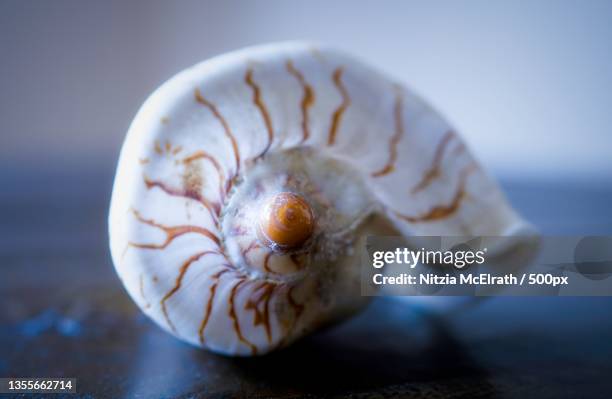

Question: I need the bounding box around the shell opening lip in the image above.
[257,191,315,252]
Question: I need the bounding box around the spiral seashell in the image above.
[109,42,535,356]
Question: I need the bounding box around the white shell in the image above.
[109,42,535,356]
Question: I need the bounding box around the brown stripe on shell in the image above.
[290,253,306,270]
[242,241,261,258]
[194,88,241,174]
[143,176,220,223]
[263,251,274,273]
[245,69,274,158]
[238,241,262,270]
[286,60,315,144]
[371,86,404,177]
[327,67,350,146]
[128,208,220,249]
[395,162,477,223]
[411,130,456,194]
[245,282,275,344]
[275,284,305,350]
[182,150,228,201]
[228,279,258,355]
[161,250,221,332]
[198,268,231,344]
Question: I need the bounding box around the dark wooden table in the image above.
[2,171,612,398]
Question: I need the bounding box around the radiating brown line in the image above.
[263,252,273,273]
[139,158,150,165]
[194,88,241,174]
[284,284,304,346]
[411,130,456,194]
[327,67,350,146]
[161,250,220,332]
[274,283,305,351]
[395,162,477,223]
[238,241,261,270]
[371,87,404,177]
[198,268,230,343]
[183,150,227,201]
[128,208,220,249]
[242,241,261,257]
[263,286,273,343]
[172,145,183,155]
[286,60,315,144]
[228,279,258,355]
[245,69,274,158]
[245,282,275,344]
[144,176,220,222]
[290,254,305,270]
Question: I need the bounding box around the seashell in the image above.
[109,42,536,356]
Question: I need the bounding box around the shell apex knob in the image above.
[258,192,315,251]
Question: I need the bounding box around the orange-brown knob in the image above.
[258,192,315,251]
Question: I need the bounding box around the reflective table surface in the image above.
[1,172,612,398]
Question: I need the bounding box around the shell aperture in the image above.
[109,42,535,356]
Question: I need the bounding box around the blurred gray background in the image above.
[1,0,612,183]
